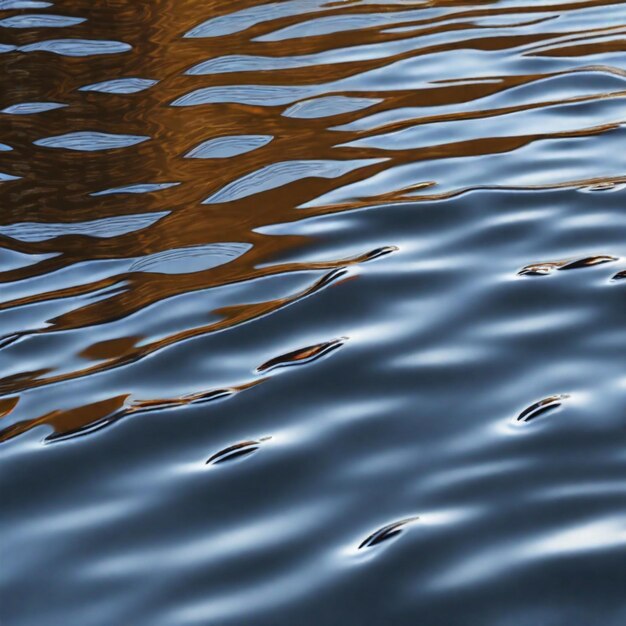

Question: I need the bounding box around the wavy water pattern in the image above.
[0,212,170,242]
[1,101,67,114]
[2,1,626,625]
[0,14,86,28]
[19,38,132,56]
[185,135,273,159]
[79,78,159,94]
[34,131,150,151]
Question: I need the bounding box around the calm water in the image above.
[2,1,626,624]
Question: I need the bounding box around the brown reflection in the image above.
[79,335,143,362]
[1,0,625,435]
[0,397,19,420]
[0,253,370,396]
[0,394,129,443]
[257,337,346,372]
[0,368,272,443]
[519,254,617,275]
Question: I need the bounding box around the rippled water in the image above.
[2,1,626,624]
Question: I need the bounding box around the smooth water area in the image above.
[2,1,626,624]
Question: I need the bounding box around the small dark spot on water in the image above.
[0,333,25,350]
[362,246,399,263]
[187,388,235,405]
[206,437,271,466]
[312,267,350,290]
[359,516,420,550]
[257,337,346,373]
[559,256,618,270]
[516,394,569,423]
[519,255,617,276]
[518,261,565,276]
[581,182,626,193]
[611,269,626,281]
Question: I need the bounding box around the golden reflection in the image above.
[0,0,624,441]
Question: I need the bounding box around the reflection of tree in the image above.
[0,0,577,434]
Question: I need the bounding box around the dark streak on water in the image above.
[2,1,626,625]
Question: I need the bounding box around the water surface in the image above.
[2,1,626,624]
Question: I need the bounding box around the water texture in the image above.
[2,1,626,625]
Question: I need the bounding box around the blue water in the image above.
[2,1,626,624]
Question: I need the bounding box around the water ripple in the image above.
[0,0,52,7]
[4,0,626,624]
[90,183,179,197]
[283,96,382,119]
[206,437,271,466]
[516,394,569,424]
[202,159,384,204]
[0,14,86,28]
[171,84,315,107]
[19,39,131,56]
[128,243,252,275]
[79,78,158,94]
[185,135,273,159]
[34,131,150,151]
[184,0,331,38]
[1,102,66,115]
[0,212,169,242]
